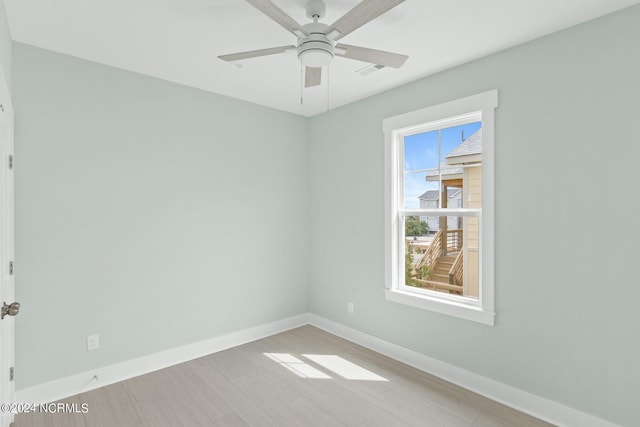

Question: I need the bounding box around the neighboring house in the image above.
[418,189,462,232]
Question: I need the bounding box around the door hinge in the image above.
[9,261,13,275]
[0,104,4,113]
[8,155,13,170]
[9,367,14,381]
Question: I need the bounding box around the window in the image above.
[383,91,497,325]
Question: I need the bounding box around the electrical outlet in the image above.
[87,335,99,351]
[348,302,354,314]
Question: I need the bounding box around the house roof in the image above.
[425,165,464,179]
[446,128,482,161]
[418,189,461,200]
[426,128,482,180]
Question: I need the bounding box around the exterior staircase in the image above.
[410,228,464,295]
[430,252,459,285]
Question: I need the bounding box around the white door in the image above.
[0,67,16,427]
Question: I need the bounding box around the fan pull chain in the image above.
[326,65,330,112]
[300,64,304,105]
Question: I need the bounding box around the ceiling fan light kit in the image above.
[297,23,334,67]
[299,46,333,67]
[220,0,408,88]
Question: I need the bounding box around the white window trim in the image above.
[383,90,498,326]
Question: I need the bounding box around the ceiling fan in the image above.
[218,0,408,88]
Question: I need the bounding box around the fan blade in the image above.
[305,67,322,88]
[218,45,295,62]
[327,0,405,41]
[246,0,306,37]
[335,43,408,68]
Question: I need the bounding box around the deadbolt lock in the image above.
[1,301,20,319]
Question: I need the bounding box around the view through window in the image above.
[402,121,482,299]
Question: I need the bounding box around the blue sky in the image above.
[403,121,481,209]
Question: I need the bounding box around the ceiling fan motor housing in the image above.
[298,22,334,67]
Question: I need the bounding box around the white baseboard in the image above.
[16,312,616,427]
[15,313,310,405]
[308,314,616,427]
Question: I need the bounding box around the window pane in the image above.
[403,215,480,299]
[403,130,439,209]
[403,121,482,209]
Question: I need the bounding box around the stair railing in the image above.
[415,229,442,274]
[449,251,463,286]
[446,229,463,253]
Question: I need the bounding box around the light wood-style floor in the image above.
[13,326,554,426]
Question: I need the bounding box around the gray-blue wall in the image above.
[10,4,640,426]
[0,0,11,91]
[307,5,639,426]
[13,43,309,389]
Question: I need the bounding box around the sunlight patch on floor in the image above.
[302,354,388,381]
[263,353,331,379]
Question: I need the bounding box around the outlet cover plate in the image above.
[87,335,99,351]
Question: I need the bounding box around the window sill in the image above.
[385,288,495,325]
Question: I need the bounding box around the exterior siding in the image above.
[464,165,482,297]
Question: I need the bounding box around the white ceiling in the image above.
[5,0,639,116]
